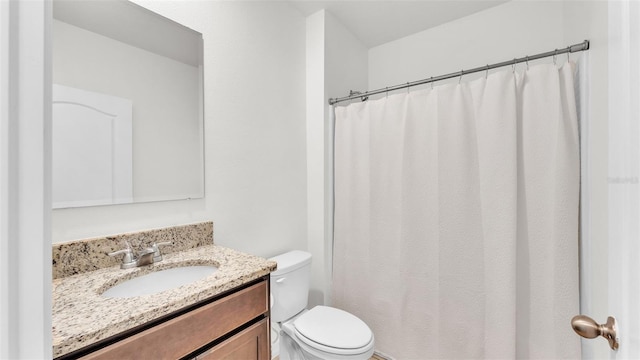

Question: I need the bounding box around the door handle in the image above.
[571,315,619,350]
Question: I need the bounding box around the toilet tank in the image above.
[269,250,312,323]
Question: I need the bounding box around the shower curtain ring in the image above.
[386,87,389,98]
[553,49,558,65]
[512,58,517,73]
[485,64,489,79]
[407,82,410,93]
[526,56,529,70]
[566,46,571,62]
[430,77,434,89]
[458,70,463,84]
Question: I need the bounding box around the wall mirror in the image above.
[52,0,204,209]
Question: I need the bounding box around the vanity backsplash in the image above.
[52,221,213,279]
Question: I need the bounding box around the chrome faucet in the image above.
[134,247,156,267]
[108,240,169,269]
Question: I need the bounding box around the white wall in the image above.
[306,10,327,308]
[52,1,308,261]
[306,10,368,307]
[369,1,566,92]
[0,0,52,357]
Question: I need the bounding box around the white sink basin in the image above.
[101,265,218,299]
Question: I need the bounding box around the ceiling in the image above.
[287,0,509,48]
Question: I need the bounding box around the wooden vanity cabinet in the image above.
[76,277,270,360]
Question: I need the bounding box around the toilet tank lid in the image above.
[269,250,312,276]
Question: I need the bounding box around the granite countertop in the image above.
[52,244,277,358]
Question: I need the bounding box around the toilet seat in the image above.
[293,306,374,356]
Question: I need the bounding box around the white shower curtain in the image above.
[332,63,581,359]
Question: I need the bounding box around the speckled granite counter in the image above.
[52,244,277,358]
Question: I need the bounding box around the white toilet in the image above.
[269,250,375,360]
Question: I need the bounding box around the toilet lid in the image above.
[293,306,373,351]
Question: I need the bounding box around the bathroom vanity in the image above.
[75,278,269,359]
[52,222,276,359]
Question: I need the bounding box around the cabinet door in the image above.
[197,319,269,360]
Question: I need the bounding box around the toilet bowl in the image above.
[280,307,375,360]
[269,251,374,360]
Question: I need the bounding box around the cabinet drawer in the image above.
[196,318,269,360]
[81,281,268,360]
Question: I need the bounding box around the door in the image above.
[578,1,640,358]
[52,84,133,208]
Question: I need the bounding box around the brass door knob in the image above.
[571,315,619,350]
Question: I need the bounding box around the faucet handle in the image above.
[108,248,135,267]
[108,241,138,269]
[152,241,173,262]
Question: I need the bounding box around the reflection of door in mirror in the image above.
[52,0,205,208]
[52,84,133,209]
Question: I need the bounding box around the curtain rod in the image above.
[328,40,590,106]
